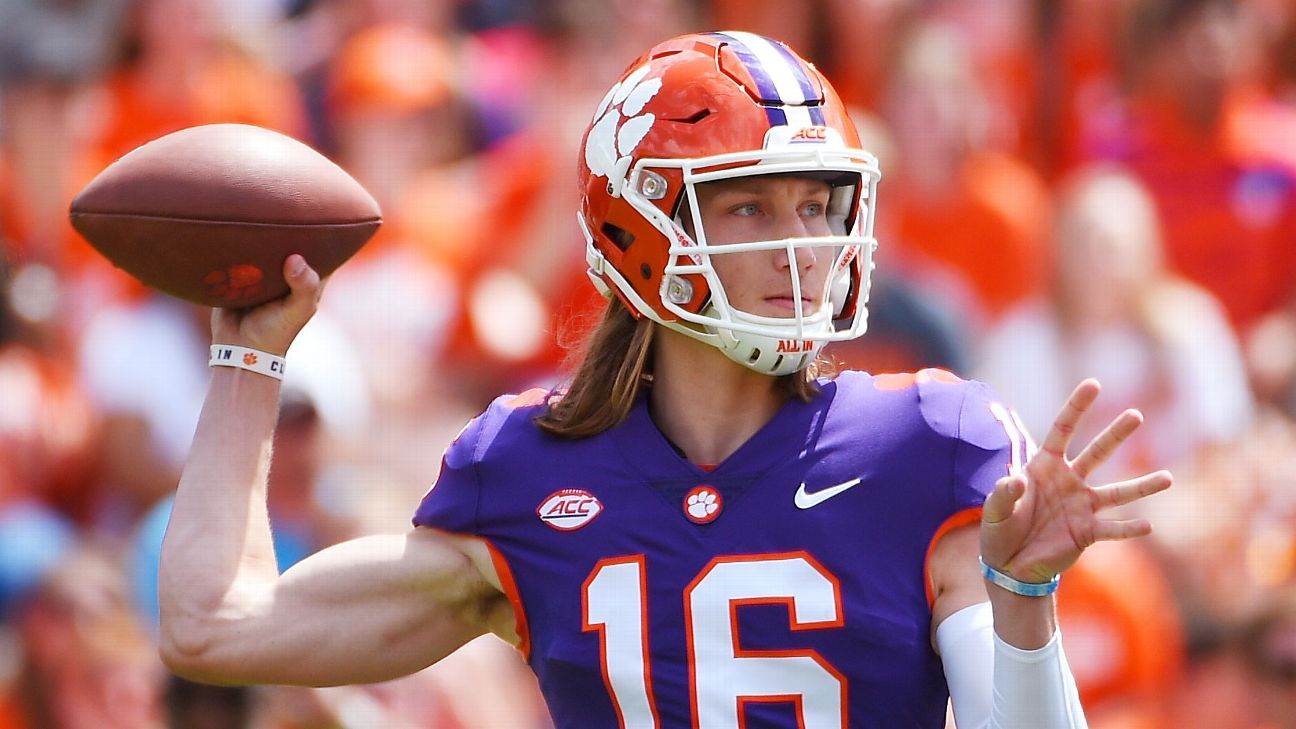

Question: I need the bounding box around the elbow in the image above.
[158,616,205,677]
[158,613,228,683]
[158,579,279,684]
[159,641,204,681]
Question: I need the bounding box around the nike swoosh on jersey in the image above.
[794,477,863,509]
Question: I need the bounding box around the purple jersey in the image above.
[414,369,1018,729]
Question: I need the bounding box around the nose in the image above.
[767,198,828,275]
[772,214,819,272]
[775,245,818,273]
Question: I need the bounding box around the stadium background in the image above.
[1,0,1296,727]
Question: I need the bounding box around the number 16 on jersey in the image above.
[583,552,848,729]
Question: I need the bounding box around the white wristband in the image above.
[209,344,285,381]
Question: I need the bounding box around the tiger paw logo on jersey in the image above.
[684,485,722,524]
[583,64,663,188]
[537,489,603,531]
[243,352,258,365]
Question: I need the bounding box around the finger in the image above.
[284,254,321,294]
[1039,379,1101,458]
[982,474,1026,525]
[1092,470,1173,509]
[1071,408,1144,478]
[281,255,323,308]
[1092,518,1153,542]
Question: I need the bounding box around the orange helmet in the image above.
[578,32,882,376]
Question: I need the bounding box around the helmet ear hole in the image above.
[602,223,636,251]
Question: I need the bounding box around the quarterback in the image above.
[159,32,1170,728]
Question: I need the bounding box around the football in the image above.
[69,123,381,308]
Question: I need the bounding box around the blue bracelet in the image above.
[978,557,1060,597]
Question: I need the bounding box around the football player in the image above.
[159,32,1171,728]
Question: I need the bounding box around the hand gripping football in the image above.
[69,123,381,308]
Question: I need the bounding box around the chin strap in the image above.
[708,312,826,376]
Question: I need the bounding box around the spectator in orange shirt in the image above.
[1027,0,1143,179]
[89,0,307,164]
[0,0,128,266]
[1089,0,1296,334]
[881,20,1052,327]
[63,0,308,298]
[325,21,477,219]
[9,0,314,335]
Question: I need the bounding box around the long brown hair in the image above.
[535,298,828,438]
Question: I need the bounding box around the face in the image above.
[692,175,838,318]
[1054,173,1161,320]
[1168,2,1252,87]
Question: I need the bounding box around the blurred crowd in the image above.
[1,0,1296,727]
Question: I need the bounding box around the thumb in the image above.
[282,254,324,312]
[982,474,1025,525]
[249,254,323,355]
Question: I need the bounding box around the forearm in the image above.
[987,587,1056,649]
[159,367,282,663]
[939,602,1086,729]
[985,580,1084,728]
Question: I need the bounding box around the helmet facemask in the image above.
[612,149,880,376]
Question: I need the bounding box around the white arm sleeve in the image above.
[936,602,1088,729]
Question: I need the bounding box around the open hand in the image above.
[980,379,1173,583]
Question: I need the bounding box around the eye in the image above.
[801,201,826,217]
[730,202,760,217]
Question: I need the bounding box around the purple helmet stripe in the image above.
[766,39,826,125]
[710,32,788,127]
[769,42,815,97]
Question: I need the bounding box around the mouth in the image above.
[764,295,817,313]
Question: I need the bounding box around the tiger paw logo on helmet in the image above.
[583,64,662,187]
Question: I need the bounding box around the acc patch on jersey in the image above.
[537,489,603,531]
